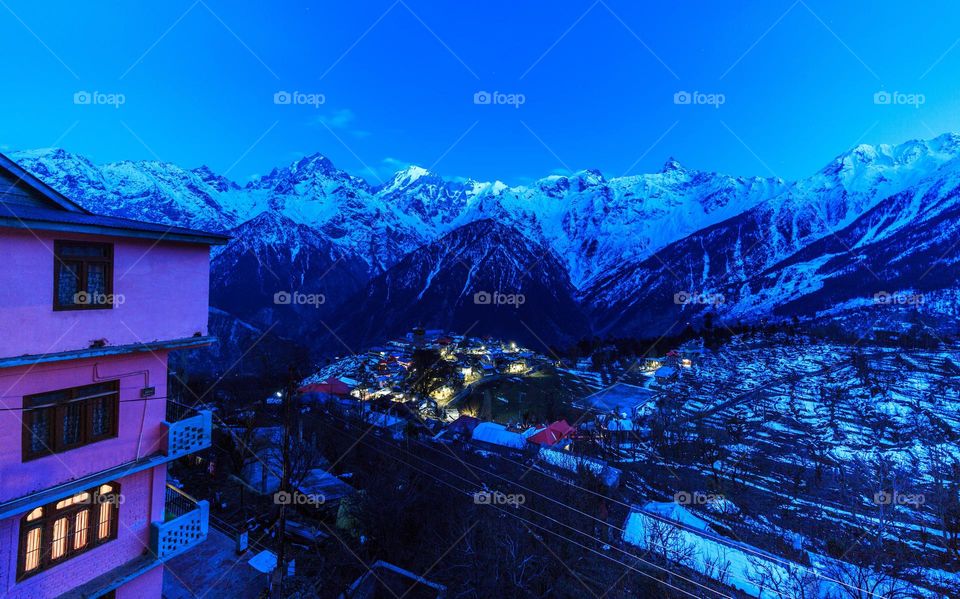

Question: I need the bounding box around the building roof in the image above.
[576,382,654,414]
[446,415,480,437]
[470,422,527,449]
[298,468,355,502]
[0,152,228,245]
[527,420,575,446]
[299,377,354,396]
[0,202,229,245]
[655,366,677,378]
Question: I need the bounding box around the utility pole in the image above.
[275,368,297,598]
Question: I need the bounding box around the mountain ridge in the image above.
[11,132,960,356]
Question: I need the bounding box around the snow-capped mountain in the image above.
[210,211,369,338]
[449,161,788,288]
[11,132,960,362]
[325,219,589,349]
[13,148,242,232]
[585,133,960,337]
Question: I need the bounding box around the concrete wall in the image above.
[0,352,170,503]
[0,228,211,359]
[0,467,165,599]
[117,564,163,599]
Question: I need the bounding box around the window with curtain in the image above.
[18,482,120,579]
[23,381,120,460]
[53,241,113,310]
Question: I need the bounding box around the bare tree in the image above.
[747,559,822,599]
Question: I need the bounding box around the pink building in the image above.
[0,154,228,598]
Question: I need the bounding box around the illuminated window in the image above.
[17,482,120,579]
[23,528,41,572]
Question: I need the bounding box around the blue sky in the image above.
[1,1,959,185]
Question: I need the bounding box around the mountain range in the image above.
[12,133,960,364]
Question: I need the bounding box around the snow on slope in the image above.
[11,132,960,346]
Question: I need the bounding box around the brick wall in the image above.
[0,466,165,599]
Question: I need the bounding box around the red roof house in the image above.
[299,377,353,397]
[527,420,576,447]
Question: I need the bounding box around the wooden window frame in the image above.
[52,240,114,311]
[17,482,121,581]
[22,381,120,461]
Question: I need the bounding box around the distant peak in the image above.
[292,152,336,173]
[192,165,239,191]
[661,157,684,173]
[395,165,432,183]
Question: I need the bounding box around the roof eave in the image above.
[0,217,230,245]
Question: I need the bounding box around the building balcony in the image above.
[162,409,213,458]
[150,485,210,561]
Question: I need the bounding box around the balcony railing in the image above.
[151,485,209,560]
[161,409,212,458]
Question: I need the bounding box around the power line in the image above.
[308,411,733,599]
[314,408,887,599]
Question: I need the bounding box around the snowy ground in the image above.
[610,336,960,596]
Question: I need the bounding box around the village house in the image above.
[0,154,227,598]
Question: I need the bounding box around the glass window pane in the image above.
[28,410,51,455]
[56,262,80,306]
[59,244,107,258]
[74,509,89,549]
[24,528,41,572]
[92,397,112,437]
[86,263,107,301]
[61,403,82,447]
[25,390,70,409]
[97,501,113,540]
[51,518,68,560]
